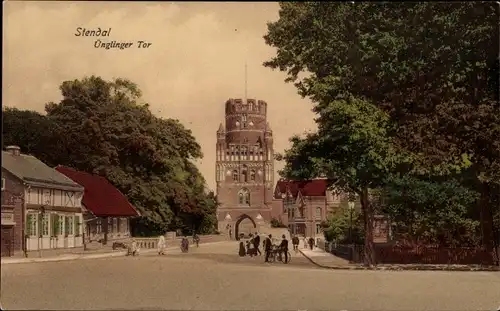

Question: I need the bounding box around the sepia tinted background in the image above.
[3,1,316,190]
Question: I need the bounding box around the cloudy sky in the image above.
[3,1,316,191]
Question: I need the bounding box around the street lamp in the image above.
[348,201,355,245]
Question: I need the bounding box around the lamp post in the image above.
[348,201,355,245]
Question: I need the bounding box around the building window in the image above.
[316,207,322,218]
[1,178,5,191]
[65,216,74,236]
[250,170,256,181]
[58,215,64,236]
[113,218,118,233]
[42,214,50,236]
[316,224,322,234]
[238,188,250,205]
[26,213,38,237]
[242,114,247,122]
[232,170,239,181]
[242,165,248,182]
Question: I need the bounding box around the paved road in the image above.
[1,241,499,311]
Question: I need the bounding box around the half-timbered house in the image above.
[1,146,84,256]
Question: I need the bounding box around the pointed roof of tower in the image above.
[217,123,225,133]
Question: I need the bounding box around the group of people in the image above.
[291,235,316,251]
[156,233,200,255]
[238,232,290,263]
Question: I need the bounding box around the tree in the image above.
[3,76,215,236]
[264,2,499,253]
[2,107,55,164]
[276,97,405,265]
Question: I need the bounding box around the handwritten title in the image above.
[74,27,152,50]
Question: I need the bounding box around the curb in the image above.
[298,249,500,272]
[1,241,228,265]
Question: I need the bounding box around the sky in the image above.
[3,1,316,191]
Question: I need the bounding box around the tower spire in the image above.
[244,62,248,102]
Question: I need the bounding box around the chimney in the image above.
[5,145,21,156]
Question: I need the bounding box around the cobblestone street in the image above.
[1,241,499,311]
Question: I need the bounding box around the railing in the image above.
[134,234,225,250]
[319,242,498,265]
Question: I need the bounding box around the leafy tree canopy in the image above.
[3,76,217,235]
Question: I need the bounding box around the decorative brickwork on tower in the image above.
[216,98,274,238]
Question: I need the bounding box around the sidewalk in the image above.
[1,241,226,265]
[299,246,351,269]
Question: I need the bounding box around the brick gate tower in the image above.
[215,98,274,238]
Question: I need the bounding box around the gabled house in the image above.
[55,166,140,245]
[1,146,85,257]
[273,178,345,238]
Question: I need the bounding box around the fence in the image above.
[134,234,225,250]
[320,242,499,265]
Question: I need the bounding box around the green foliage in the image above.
[264,2,499,259]
[3,76,216,236]
[323,206,364,244]
[380,176,480,246]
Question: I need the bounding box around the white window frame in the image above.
[26,213,38,237]
[67,215,74,235]
[42,213,50,236]
[1,178,5,191]
[58,215,64,236]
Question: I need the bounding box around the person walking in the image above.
[292,235,299,252]
[308,237,315,250]
[253,232,262,256]
[157,234,166,255]
[279,234,289,263]
[264,234,273,262]
[303,236,308,249]
[193,233,200,247]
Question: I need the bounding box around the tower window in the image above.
[250,170,256,181]
[242,114,247,122]
[238,188,250,205]
[232,170,238,181]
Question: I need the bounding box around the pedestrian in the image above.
[157,234,166,255]
[253,232,262,256]
[292,235,299,251]
[238,241,246,257]
[128,239,139,256]
[279,234,289,263]
[303,236,308,249]
[308,237,314,250]
[264,234,273,262]
[193,233,200,247]
[229,229,232,240]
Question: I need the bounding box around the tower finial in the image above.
[244,62,247,102]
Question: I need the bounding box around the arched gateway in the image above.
[234,214,256,239]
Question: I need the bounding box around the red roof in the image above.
[274,179,330,198]
[55,166,140,217]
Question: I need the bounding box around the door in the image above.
[1,226,13,257]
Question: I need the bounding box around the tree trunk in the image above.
[360,187,375,267]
